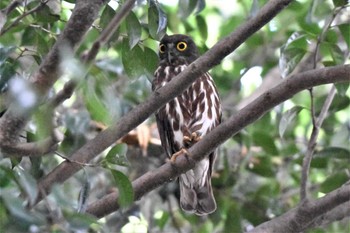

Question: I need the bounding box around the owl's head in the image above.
[158,34,199,65]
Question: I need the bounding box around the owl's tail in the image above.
[178,158,216,215]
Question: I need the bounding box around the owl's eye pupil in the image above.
[159,44,166,53]
[177,42,187,51]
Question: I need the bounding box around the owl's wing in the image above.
[155,107,176,157]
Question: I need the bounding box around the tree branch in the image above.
[249,184,350,233]
[85,65,350,218]
[33,0,295,206]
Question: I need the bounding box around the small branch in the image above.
[1,136,58,157]
[300,86,337,200]
[82,0,136,64]
[48,80,76,108]
[33,0,295,207]
[249,184,350,233]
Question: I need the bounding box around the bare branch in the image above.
[249,184,350,233]
[300,86,337,200]
[85,65,350,218]
[33,0,295,206]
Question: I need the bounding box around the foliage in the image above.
[0,0,349,233]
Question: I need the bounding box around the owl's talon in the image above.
[183,132,202,147]
[171,148,191,163]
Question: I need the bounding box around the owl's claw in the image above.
[183,132,202,147]
[171,148,191,163]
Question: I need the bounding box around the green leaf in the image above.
[224,203,242,233]
[338,23,350,48]
[252,131,279,155]
[126,11,142,49]
[105,143,129,166]
[247,156,275,177]
[279,32,307,78]
[63,211,99,230]
[314,147,350,159]
[320,171,349,193]
[279,106,304,138]
[335,82,349,96]
[143,46,159,78]
[320,43,345,65]
[109,169,134,208]
[77,177,90,213]
[332,0,349,7]
[196,15,208,41]
[0,61,16,91]
[121,41,145,78]
[14,167,38,206]
[148,0,167,40]
[100,5,115,30]
[34,5,60,23]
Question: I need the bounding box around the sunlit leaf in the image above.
[148,0,167,40]
[314,147,350,159]
[320,171,349,193]
[307,0,332,23]
[109,169,134,208]
[105,143,129,166]
[279,106,304,138]
[126,11,142,49]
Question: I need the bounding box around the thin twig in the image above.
[54,151,98,167]
[300,5,346,201]
[300,86,337,200]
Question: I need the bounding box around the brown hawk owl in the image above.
[152,34,222,215]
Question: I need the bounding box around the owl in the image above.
[152,34,222,215]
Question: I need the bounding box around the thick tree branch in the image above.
[85,65,350,218]
[0,0,105,156]
[33,0,294,206]
[249,184,350,233]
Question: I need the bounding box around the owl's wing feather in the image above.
[155,107,174,157]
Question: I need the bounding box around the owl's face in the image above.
[158,34,199,65]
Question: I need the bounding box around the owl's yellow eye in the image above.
[159,44,166,53]
[177,41,187,51]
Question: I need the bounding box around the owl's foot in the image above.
[183,132,202,147]
[171,148,191,163]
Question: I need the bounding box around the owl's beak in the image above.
[167,51,174,63]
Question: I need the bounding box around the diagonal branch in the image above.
[249,183,350,233]
[85,65,350,218]
[33,0,295,206]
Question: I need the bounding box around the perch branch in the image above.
[33,0,295,206]
[249,183,350,233]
